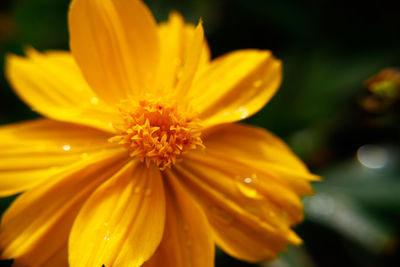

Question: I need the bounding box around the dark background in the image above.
[0,0,400,266]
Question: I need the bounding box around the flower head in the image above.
[0,0,319,266]
[109,99,204,170]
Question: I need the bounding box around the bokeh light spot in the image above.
[357,144,388,169]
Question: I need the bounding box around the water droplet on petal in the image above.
[208,205,234,225]
[177,69,184,79]
[144,188,152,196]
[235,174,264,200]
[252,79,263,88]
[173,57,182,67]
[90,97,99,105]
[134,186,141,194]
[62,144,71,151]
[268,210,277,219]
[103,230,111,241]
[244,177,253,184]
[235,107,249,119]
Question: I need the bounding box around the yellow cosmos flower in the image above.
[0,0,319,266]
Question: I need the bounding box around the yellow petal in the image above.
[40,246,68,267]
[189,50,282,128]
[143,170,214,267]
[183,23,210,74]
[173,123,318,262]
[155,12,210,95]
[202,123,320,194]
[175,22,205,98]
[0,119,119,197]
[0,150,127,267]
[68,163,165,267]
[69,0,159,103]
[6,49,117,132]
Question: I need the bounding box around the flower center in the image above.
[109,99,204,170]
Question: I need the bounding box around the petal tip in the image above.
[23,46,38,57]
[310,174,323,181]
[168,10,184,21]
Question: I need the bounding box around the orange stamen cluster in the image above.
[109,100,204,170]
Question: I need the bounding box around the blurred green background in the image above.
[0,0,399,266]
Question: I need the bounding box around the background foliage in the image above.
[0,0,399,266]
